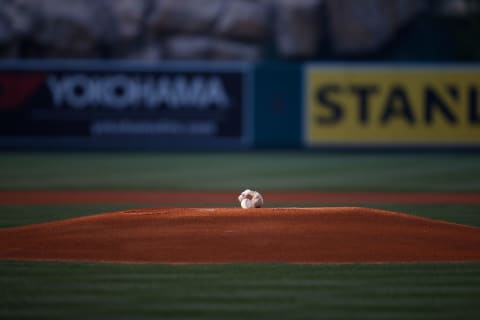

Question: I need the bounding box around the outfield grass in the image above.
[1,152,480,191]
[1,151,479,319]
[1,261,479,320]
[370,204,480,227]
[0,205,139,229]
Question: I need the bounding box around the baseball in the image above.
[241,198,253,209]
[238,189,264,209]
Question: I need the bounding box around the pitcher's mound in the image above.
[1,207,479,263]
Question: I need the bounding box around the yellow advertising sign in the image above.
[305,65,480,146]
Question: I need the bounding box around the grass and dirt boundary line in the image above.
[1,190,480,205]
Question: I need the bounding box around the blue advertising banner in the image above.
[0,60,253,149]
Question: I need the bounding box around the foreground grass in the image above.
[1,261,479,320]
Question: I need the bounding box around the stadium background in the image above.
[1,0,480,319]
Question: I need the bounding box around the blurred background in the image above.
[1,0,480,150]
[2,2,480,319]
[1,0,479,61]
[1,0,480,206]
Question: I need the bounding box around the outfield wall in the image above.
[1,60,479,150]
[304,64,480,150]
[0,60,253,149]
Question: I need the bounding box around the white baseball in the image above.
[238,189,264,209]
[241,198,253,209]
[252,193,264,208]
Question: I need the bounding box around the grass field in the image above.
[2,261,479,319]
[1,151,480,319]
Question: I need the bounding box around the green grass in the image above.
[370,204,480,227]
[0,205,139,229]
[1,151,479,319]
[1,261,479,320]
[1,152,480,191]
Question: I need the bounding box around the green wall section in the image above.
[253,63,302,148]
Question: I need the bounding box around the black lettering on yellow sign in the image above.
[381,86,415,125]
[315,85,342,124]
[315,84,480,125]
[425,86,456,124]
[470,87,480,123]
[350,85,377,123]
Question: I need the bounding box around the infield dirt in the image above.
[1,207,480,264]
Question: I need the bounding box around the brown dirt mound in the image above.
[1,207,479,264]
